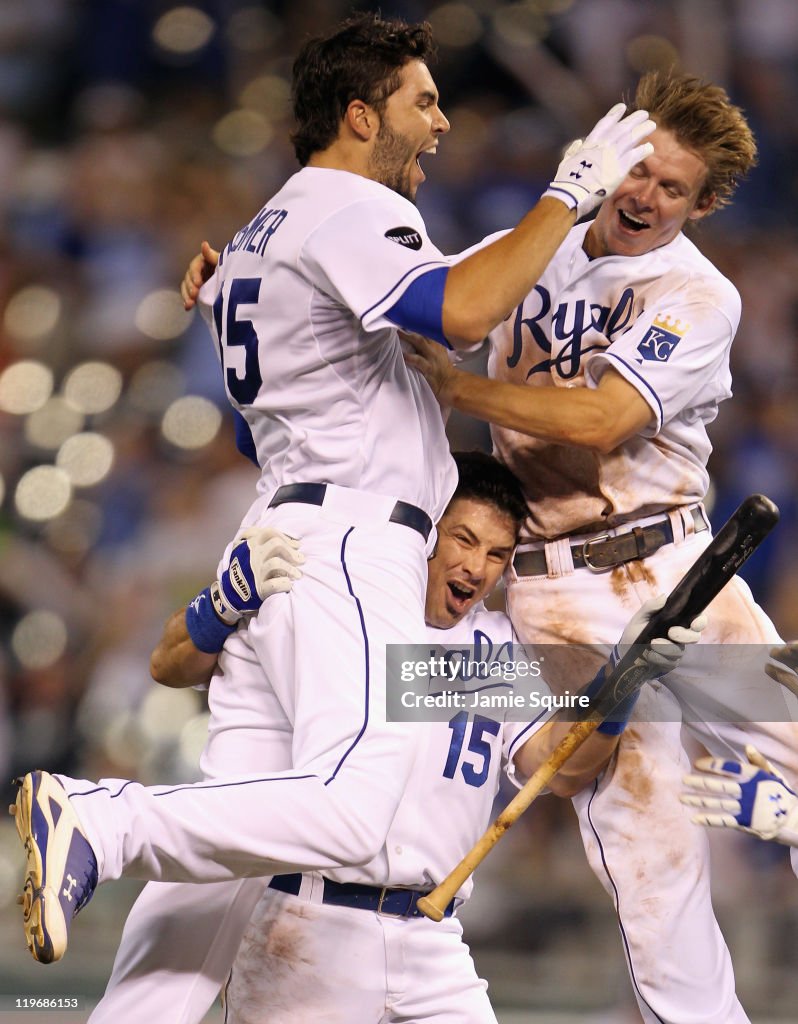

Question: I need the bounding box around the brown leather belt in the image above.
[513,507,708,576]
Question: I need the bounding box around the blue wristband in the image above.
[185,587,236,654]
[582,664,640,736]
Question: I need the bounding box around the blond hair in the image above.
[631,70,757,212]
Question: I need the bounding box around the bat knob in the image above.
[416,895,444,922]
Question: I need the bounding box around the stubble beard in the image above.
[369,118,417,204]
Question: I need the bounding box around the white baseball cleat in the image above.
[11,771,98,964]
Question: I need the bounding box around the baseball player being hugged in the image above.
[406,71,798,1024]
[89,453,705,1024]
[12,12,658,971]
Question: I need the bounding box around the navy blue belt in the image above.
[268,873,455,919]
[268,483,433,542]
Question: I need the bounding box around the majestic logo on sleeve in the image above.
[385,226,422,251]
[637,315,689,363]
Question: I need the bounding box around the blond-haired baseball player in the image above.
[406,70,796,1024]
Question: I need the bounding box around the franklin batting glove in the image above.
[186,527,304,653]
[543,103,655,220]
[682,745,798,848]
[217,526,304,621]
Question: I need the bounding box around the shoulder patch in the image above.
[636,314,689,363]
[385,226,422,251]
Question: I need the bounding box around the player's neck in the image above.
[307,140,372,182]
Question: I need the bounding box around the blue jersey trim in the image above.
[233,410,259,467]
[600,350,664,428]
[385,267,451,348]
[506,709,550,763]
[359,259,448,327]
[324,526,372,785]
[586,781,667,1023]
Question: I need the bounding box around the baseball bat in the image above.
[417,494,779,922]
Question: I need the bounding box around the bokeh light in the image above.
[43,499,104,557]
[128,360,186,416]
[239,74,292,118]
[63,361,123,415]
[0,360,54,415]
[152,6,215,55]
[3,285,61,345]
[492,2,548,44]
[429,3,484,48]
[161,395,222,450]
[14,465,72,521]
[226,6,280,51]
[11,610,68,669]
[212,110,273,157]
[627,34,681,73]
[139,687,201,743]
[56,432,115,488]
[135,289,192,341]
[25,396,84,450]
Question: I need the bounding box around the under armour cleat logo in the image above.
[63,874,78,901]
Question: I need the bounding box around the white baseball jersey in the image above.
[311,602,545,894]
[198,166,456,522]
[479,222,738,539]
[473,220,797,1024]
[88,606,550,1024]
[223,604,551,1024]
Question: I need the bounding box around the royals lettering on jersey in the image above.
[507,283,638,379]
[484,220,739,538]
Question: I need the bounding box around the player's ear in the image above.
[688,190,716,222]
[345,100,378,142]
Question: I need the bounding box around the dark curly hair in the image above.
[451,451,528,536]
[290,13,436,167]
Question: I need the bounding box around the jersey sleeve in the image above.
[502,710,556,792]
[299,196,450,333]
[585,287,739,435]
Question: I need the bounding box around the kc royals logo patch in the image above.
[636,314,689,362]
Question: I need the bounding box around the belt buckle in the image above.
[581,534,612,572]
[376,887,412,918]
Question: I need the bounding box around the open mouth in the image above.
[618,210,648,232]
[447,580,475,608]
[415,144,437,174]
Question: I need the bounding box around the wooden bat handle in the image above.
[417,718,601,920]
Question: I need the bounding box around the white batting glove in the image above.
[765,642,798,699]
[682,745,798,848]
[615,594,707,674]
[543,103,655,219]
[213,527,305,625]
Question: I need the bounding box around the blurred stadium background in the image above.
[0,0,797,1020]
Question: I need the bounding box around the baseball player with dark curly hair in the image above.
[11,10,656,975]
[406,70,798,1024]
